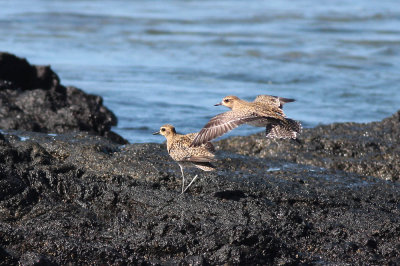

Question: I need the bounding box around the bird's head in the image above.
[153,124,176,137]
[215,95,240,109]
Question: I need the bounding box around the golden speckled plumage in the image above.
[153,124,216,193]
[191,95,302,147]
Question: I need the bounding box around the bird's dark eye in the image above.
[161,128,166,132]
[224,99,230,103]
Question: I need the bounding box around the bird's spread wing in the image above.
[254,95,295,109]
[191,111,259,147]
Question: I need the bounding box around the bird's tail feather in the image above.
[265,118,302,139]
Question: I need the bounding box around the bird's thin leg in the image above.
[179,164,185,193]
[182,175,199,194]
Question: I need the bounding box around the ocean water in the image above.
[1,0,399,143]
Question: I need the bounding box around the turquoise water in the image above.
[1,0,399,143]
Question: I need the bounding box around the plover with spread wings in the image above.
[191,95,302,147]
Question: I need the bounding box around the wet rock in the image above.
[0,52,126,144]
[217,110,400,181]
[0,128,399,265]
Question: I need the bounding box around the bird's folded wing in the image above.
[203,141,216,152]
[186,133,216,152]
[191,111,258,147]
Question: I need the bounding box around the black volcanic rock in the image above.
[0,52,126,144]
[0,52,59,91]
[0,126,399,265]
[217,110,400,182]
[0,53,399,265]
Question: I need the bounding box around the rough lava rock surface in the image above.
[0,53,399,265]
[0,125,399,265]
[0,52,126,144]
[218,111,400,182]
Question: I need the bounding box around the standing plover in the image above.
[153,124,216,193]
[191,95,302,146]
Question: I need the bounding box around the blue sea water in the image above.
[1,0,399,143]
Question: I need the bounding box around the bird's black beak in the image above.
[214,102,222,106]
[152,131,160,135]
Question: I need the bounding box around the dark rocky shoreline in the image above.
[217,110,400,182]
[1,53,399,265]
[0,52,127,144]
